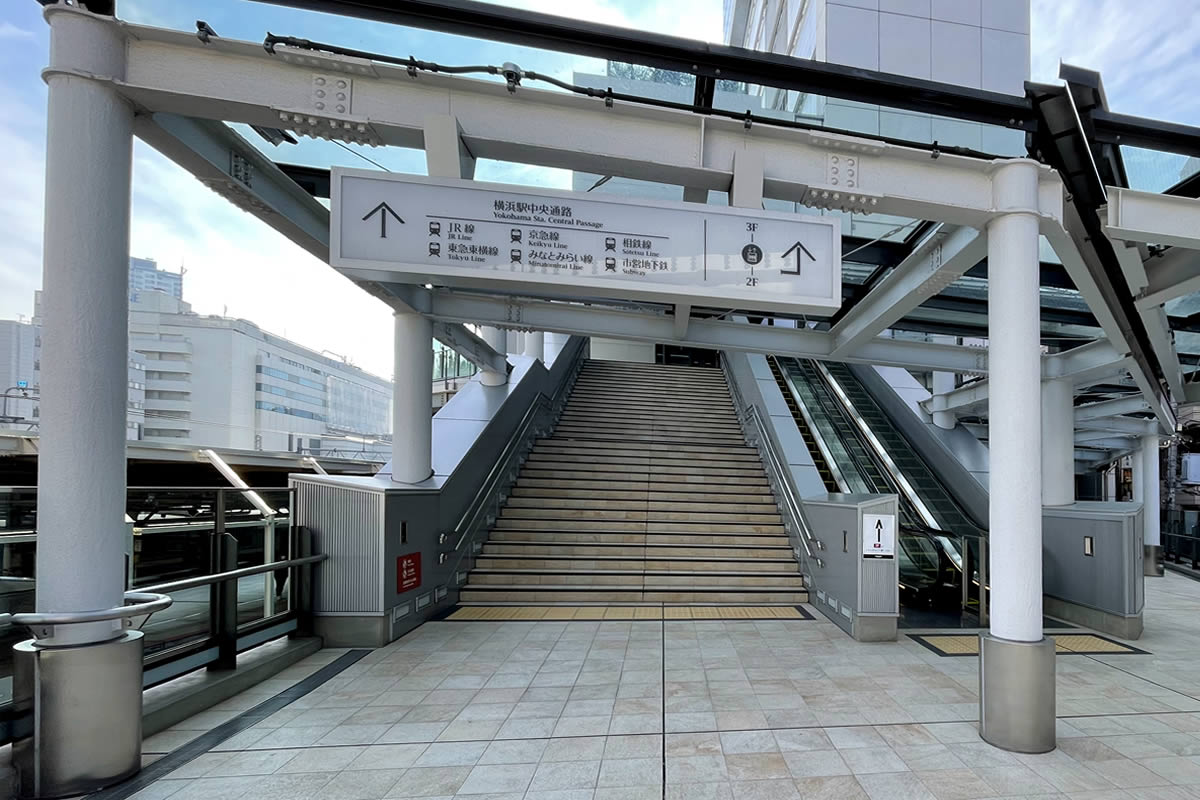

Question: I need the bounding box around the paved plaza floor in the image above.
[125,571,1200,799]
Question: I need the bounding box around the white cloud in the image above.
[129,142,395,378]
[1031,0,1200,123]
[0,22,34,40]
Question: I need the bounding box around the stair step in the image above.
[483,542,792,557]
[493,518,785,532]
[509,488,777,502]
[517,475,769,489]
[468,570,805,586]
[459,587,809,603]
[496,509,783,524]
[475,556,799,572]
[488,531,790,546]
[534,439,757,456]
[504,498,779,513]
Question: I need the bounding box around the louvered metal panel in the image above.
[294,479,385,614]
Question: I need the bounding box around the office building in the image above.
[128,256,183,303]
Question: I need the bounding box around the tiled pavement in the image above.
[129,572,1200,799]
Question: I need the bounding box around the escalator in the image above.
[768,355,987,617]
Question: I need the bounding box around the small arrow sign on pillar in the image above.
[780,240,816,275]
[362,201,405,238]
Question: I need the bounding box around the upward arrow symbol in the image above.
[781,240,816,275]
[362,201,405,238]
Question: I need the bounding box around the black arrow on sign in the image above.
[362,201,405,238]
[875,519,884,543]
[780,240,816,275]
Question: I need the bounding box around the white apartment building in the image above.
[127,291,391,454]
[13,286,392,456]
[0,317,145,440]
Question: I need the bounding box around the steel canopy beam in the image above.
[1107,187,1200,250]
[110,22,1064,231]
[429,321,507,374]
[1074,395,1150,423]
[251,0,1036,131]
[830,224,985,357]
[923,339,1131,414]
[135,112,500,376]
[135,113,331,260]
[409,290,989,373]
[1138,247,1200,308]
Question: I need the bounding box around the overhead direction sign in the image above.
[331,169,843,315]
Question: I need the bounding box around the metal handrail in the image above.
[814,360,940,529]
[141,553,328,594]
[0,591,173,628]
[720,352,823,569]
[448,340,585,550]
[774,357,850,493]
[451,395,551,551]
[744,404,825,569]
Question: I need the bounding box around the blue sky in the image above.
[1,0,1197,378]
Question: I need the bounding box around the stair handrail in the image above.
[444,340,586,578]
[721,353,824,571]
[744,404,825,569]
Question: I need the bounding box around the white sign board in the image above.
[862,514,896,559]
[331,169,842,315]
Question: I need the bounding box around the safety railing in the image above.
[443,341,585,581]
[0,485,323,737]
[1163,511,1200,570]
[720,352,824,571]
[743,404,825,570]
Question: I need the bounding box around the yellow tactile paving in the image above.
[912,633,1144,657]
[446,605,809,621]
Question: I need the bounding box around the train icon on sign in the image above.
[510,228,522,243]
[605,237,617,251]
[428,221,441,236]
[510,248,523,264]
[429,242,441,257]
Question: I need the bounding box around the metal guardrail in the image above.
[0,592,174,640]
[720,349,824,570]
[1164,528,1200,570]
[142,553,327,594]
[744,405,825,569]
[444,340,585,578]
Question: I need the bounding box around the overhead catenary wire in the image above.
[260,32,1006,162]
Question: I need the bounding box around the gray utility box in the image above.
[1043,502,1144,639]
[803,494,900,641]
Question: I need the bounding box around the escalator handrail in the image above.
[825,362,989,540]
[772,356,850,493]
[813,360,941,530]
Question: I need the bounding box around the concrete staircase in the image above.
[459,359,807,605]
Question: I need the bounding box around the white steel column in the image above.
[931,335,958,430]
[392,311,433,483]
[524,331,545,361]
[37,7,132,646]
[931,371,957,429]
[1142,434,1163,576]
[979,160,1056,753]
[1042,378,1075,506]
